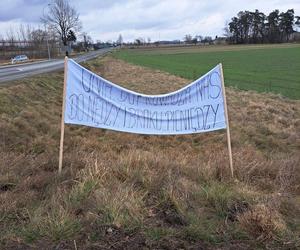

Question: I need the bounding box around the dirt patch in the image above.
[0,183,16,192]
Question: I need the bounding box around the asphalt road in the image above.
[0,48,113,84]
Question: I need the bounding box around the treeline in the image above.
[0,24,61,59]
[227,9,300,44]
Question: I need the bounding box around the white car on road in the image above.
[11,55,29,64]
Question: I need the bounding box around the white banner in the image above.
[64,59,227,135]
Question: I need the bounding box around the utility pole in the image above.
[44,24,51,60]
[43,4,51,60]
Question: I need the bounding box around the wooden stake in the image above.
[58,56,68,174]
[220,63,234,178]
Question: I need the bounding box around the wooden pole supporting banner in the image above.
[58,56,68,175]
[220,63,234,178]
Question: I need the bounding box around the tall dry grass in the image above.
[0,57,299,249]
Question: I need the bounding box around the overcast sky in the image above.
[0,0,299,42]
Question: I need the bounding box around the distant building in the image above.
[214,37,227,45]
[157,40,181,45]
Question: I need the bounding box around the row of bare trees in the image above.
[0,0,86,60]
[0,24,61,60]
[2,24,53,44]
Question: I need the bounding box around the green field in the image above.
[115,44,300,99]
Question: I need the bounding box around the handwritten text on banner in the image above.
[64,59,226,135]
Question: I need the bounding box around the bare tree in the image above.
[17,24,27,41]
[42,0,81,55]
[135,38,142,46]
[195,35,203,43]
[184,34,192,43]
[26,25,34,41]
[135,37,145,46]
[81,32,93,51]
[0,34,3,48]
[6,27,17,46]
[31,29,47,46]
[116,34,123,46]
[16,24,35,42]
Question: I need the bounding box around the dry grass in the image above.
[0,56,299,249]
[238,204,287,241]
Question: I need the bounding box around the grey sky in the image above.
[0,0,299,42]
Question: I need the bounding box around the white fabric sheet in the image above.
[64,59,226,135]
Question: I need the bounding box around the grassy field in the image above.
[115,44,300,99]
[0,56,299,249]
